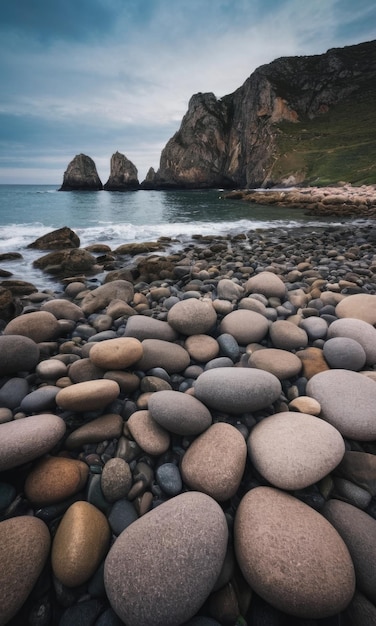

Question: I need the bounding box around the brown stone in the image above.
[296,346,330,379]
[184,334,219,362]
[127,410,171,455]
[4,310,60,342]
[65,412,123,449]
[89,337,143,370]
[56,379,120,412]
[24,456,89,506]
[101,457,133,502]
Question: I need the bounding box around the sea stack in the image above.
[59,154,103,191]
[104,151,139,191]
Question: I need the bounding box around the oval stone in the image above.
[41,298,83,321]
[0,414,66,471]
[24,455,89,506]
[20,384,59,414]
[0,516,51,626]
[56,379,120,412]
[135,339,190,374]
[248,348,302,379]
[323,337,366,371]
[52,501,111,587]
[327,318,376,365]
[247,412,345,490]
[194,368,281,414]
[101,458,132,502]
[234,487,355,618]
[0,335,40,376]
[167,298,217,336]
[181,423,247,501]
[306,369,376,440]
[336,293,376,324]
[4,310,60,342]
[65,413,123,449]
[89,337,143,370]
[245,271,286,299]
[127,409,171,455]
[148,390,212,435]
[104,491,228,626]
[219,309,268,345]
[184,334,219,362]
[124,315,178,342]
[269,320,308,350]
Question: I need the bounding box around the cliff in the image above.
[59,154,103,191]
[104,152,139,191]
[151,40,376,189]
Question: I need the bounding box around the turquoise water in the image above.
[0,184,356,288]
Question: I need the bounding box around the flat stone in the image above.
[24,455,89,506]
[248,348,302,379]
[181,423,247,501]
[36,359,68,381]
[219,309,269,345]
[336,293,376,324]
[323,337,366,370]
[101,458,132,502]
[65,413,123,449]
[124,315,178,342]
[245,271,286,299]
[148,390,212,435]
[56,379,120,412]
[184,335,219,362]
[4,310,60,342]
[0,414,66,471]
[0,516,51,626]
[296,347,330,379]
[335,450,376,496]
[20,384,59,414]
[269,320,308,350]
[323,498,376,603]
[104,491,228,626]
[194,367,281,415]
[235,487,355,618]
[0,335,40,376]
[68,357,104,383]
[135,339,190,374]
[89,337,143,370]
[127,409,171,454]
[0,377,29,410]
[80,280,134,315]
[167,298,217,336]
[327,318,376,365]
[52,501,111,587]
[247,411,345,490]
[41,298,83,320]
[306,369,376,440]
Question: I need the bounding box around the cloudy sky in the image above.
[1,0,375,185]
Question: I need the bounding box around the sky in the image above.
[0,0,375,185]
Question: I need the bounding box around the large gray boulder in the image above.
[59,154,103,191]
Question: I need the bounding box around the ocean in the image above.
[0,184,355,290]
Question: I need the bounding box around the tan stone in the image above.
[245,271,286,299]
[127,410,171,455]
[52,501,111,587]
[89,337,143,370]
[56,379,120,411]
[4,310,60,342]
[336,293,376,324]
[296,347,330,379]
[289,396,321,415]
[184,334,219,362]
[24,455,89,506]
[249,348,302,379]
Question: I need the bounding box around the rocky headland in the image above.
[1,221,376,624]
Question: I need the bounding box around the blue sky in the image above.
[0,0,375,185]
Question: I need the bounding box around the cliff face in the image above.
[59,154,103,191]
[153,40,376,188]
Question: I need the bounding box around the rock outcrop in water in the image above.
[104,151,139,191]
[150,40,376,189]
[59,154,103,191]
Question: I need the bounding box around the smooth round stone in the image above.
[219,309,268,345]
[217,333,240,362]
[90,337,143,370]
[306,369,376,440]
[20,385,59,414]
[101,458,132,502]
[194,367,281,414]
[149,390,212,436]
[235,487,355,618]
[204,356,234,370]
[269,320,308,350]
[127,410,171,454]
[336,450,376,496]
[245,271,286,299]
[248,348,302,380]
[0,335,40,376]
[167,298,217,336]
[327,318,376,365]
[323,498,376,603]
[24,455,89,506]
[238,297,267,315]
[0,408,12,424]
[344,591,376,626]
[0,516,51,626]
[52,501,111,587]
[104,491,228,626]
[41,298,83,320]
[68,357,104,383]
[80,280,134,315]
[4,310,60,342]
[0,377,29,409]
[0,413,66,471]
[212,299,233,316]
[181,423,247,501]
[135,339,190,374]
[184,334,219,362]
[299,316,328,340]
[336,293,376,324]
[56,379,120,412]
[65,413,123,449]
[296,347,330,379]
[333,478,372,509]
[124,315,178,341]
[104,371,140,394]
[216,278,244,301]
[156,463,183,496]
[140,375,172,392]
[108,498,139,536]
[288,396,321,415]
[36,359,68,381]
[247,411,345,490]
[323,337,367,371]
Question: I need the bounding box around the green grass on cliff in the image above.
[271,88,376,186]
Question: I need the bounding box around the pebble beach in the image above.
[1,204,376,625]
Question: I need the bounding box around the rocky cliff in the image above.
[59,154,103,191]
[151,40,376,189]
[104,151,139,191]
